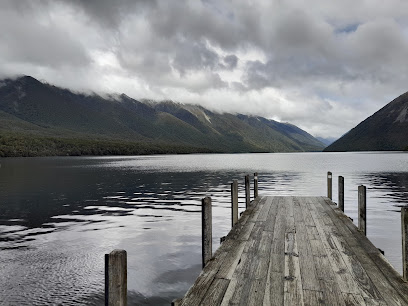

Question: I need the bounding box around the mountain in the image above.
[325,92,408,151]
[316,137,336,146]
[0,76,325,156]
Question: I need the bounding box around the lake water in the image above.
[0,152,407,305]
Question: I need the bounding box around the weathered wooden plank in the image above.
[246,196,265,222]
[200,278,230,306]
[247,279,266,306]
[303,289,324,306]
[312,199,385,301]
[318,278,347,306]
[263,204,285,304]
[284,230,304,305]
[180,259,223,306]
[342,293,366,305]
[263,270,284,306]
[315,206,382,300]
[270,198,286,255]
[224,252,254,305]
[264,196,280,232]
[308,204,360,295]
[320,198,408,301]
[220,278,237,306]
[256,196,272,222]
[293,198,321,291]
[216,240,246,280]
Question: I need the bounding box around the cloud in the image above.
[1,0,408,138]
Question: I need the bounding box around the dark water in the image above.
[0,152,407,305]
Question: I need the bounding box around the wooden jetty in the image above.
[177,196,408,306]
[105,172,408,306]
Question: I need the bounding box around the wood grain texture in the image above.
[202,196,212,268]
[107,249,127,306]
[358,185,367,235]
[180,196,408,306]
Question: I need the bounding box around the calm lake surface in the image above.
[0,152,407,305]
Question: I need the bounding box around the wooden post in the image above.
[402,207,408,281]
[202,197,212,268]
[245,175,250,208]
[327,171,332,200]
[358,185,366,235]
[254,172,258,198]
[105,249,127,306]
[171,299,182,306]
[231,180,238,227]
[338,176,344,212]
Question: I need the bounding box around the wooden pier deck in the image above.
[179,196,408,305]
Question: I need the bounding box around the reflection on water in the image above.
[0,153,407,305]
[362,172,408,206]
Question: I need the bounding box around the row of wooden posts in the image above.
[202,172,259,268]
[326,171,408,282]
[104,173,259,306]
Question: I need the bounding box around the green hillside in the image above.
[0,76,325,156]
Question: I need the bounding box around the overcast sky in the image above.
[1,0,408,138]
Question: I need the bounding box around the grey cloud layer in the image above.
[1,0,408,138]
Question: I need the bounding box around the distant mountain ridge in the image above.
[325,92,408,151]
[0,76,325,156]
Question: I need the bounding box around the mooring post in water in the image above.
[327,171,332,200]
[358,185,367,235]
[254,172,258,198]
[171,298,182,306]
[338,176,344,212]
[231,180,238,227]
[245,175,250,208]
[202,197,212,268]
[105,249,127,306]
[402,207,408,281]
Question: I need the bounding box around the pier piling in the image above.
[327,171,332,200]
[338,176,344,212]
[231,180,238,227]
[245,175,250,208]
[358,185,367,235]
[402,207,408,281]
[105,249,127,306]
[202,197,212,268]
[254,172,258,198]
